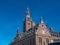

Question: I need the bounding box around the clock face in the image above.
[42,30,45,34]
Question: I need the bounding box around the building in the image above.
[10,8,60,45]
[49,27,60,42]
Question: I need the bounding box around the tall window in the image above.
[39,37,42,45]
[44,42,45,45]
[46,38,49,45]
[29,37,35,45]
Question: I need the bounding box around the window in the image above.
[46,38,49,45]
[32,37,35,45]
[29,39,31,45]
[44,42,45,45]
[39,37,42,45]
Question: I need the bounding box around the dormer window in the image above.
[39,37,42,45]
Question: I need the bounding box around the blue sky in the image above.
[0,0,60,45]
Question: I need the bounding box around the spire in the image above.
[50,27,53,30]
[16,27,21,38]
[23,7,32,32]
[50,27,54,32]
[40,17,44,23]
[26,7,30,18]
[17,27,20,34]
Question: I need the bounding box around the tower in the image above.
[23,8,32,32]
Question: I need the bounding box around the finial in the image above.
[26,7,30,14]
[26,7,30,19]
[17,27,20,33]
[27,7,29,10]
[40,16,44,23]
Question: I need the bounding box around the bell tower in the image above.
[23,8,32,32]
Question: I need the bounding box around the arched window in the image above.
[39,37,42,45]
[44,42,45,45]
[46,38,49,45]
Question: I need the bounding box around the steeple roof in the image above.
[10,27,21,44]
[17,27,20,34]
[26,7,30,18]
[16,27,21,38]
[26,7,30,14]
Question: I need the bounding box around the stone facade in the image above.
[49,27,60,42]
[10,8,60,45]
